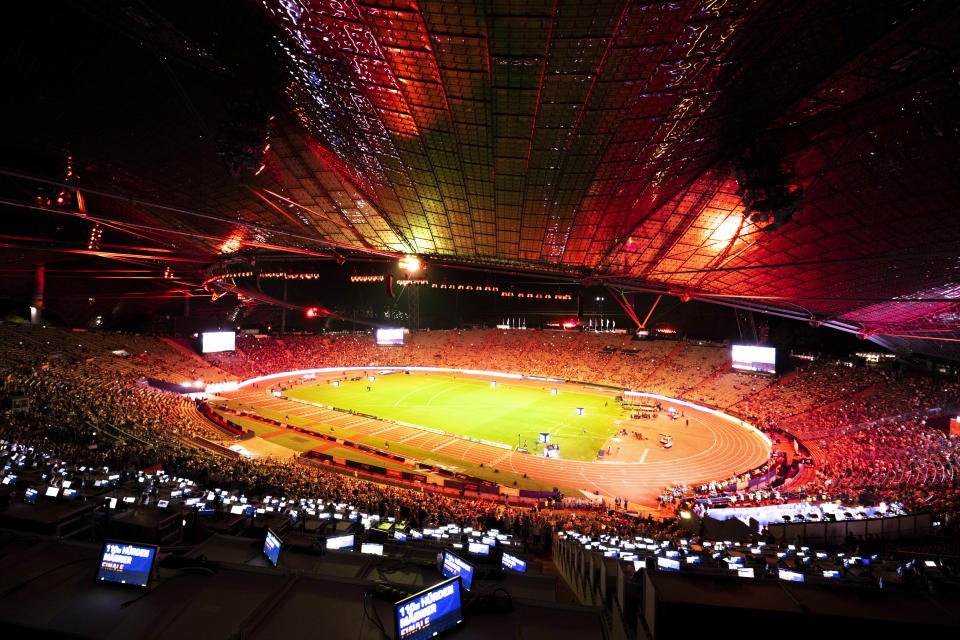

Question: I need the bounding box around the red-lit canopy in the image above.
[2,1,959,356]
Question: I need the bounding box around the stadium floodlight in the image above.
[398,255,421,274]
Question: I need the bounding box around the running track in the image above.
[222,374,770,505]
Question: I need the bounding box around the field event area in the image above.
[285,373,622,461]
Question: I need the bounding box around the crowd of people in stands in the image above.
[807,417,960,514]
[1,323,958,542]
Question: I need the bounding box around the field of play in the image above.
[283,374,630,461]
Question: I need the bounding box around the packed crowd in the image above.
[1,323,958,539]
[807,418,960,514]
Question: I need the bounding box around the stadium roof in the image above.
[2,1,960,357]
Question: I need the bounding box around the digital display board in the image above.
[325,534,355,550]
[96,541,157,588]
[441,550,475,591]
[263,529,281,567]
[731,345,776,374]
[501,552,526,573]
[395,577,462,640]
[376,328,405,346]
[201,331,236,353]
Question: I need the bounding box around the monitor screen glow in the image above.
[263,529,282,567]
[501,552,526,573]
[360,543,384,556]
[96,542,157,588]
[441,550,475,591]
[326,534,355,550]
[779,569,804,582]
[395,577,462,640]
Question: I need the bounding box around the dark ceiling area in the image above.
[2,1,960,357]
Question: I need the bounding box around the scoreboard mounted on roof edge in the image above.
[731,345,776,374]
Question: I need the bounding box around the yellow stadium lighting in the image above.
[398,255,421,274]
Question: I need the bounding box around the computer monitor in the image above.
[263,529,282,567]
[501,552,526,573]
[96,541,158,588]
[325,534,355,551]
[656,557,680,571]
[360,543,384,556]
[467,541,489,556]
[779,569,804,582]
[395,577,462,640]
[23,488,38,504]
[45,486,59,498]
[440,550,475,591]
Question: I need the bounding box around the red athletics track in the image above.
[219,368,771,506]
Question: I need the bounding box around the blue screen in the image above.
[396,577,462,640]
[97,542,157,587]
[441,551,474,591]
[501,552,526,573]
[23,488,38,504]
[263,530,282,566]
[394,531,408,542]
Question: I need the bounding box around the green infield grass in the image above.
[283,374,628,461]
